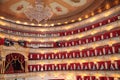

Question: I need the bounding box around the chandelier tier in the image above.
[24,0,53,23]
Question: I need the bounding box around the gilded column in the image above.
[0,61,2,74]
[25,59,28,73]
[25,48,29,73]
[1,60,5,74]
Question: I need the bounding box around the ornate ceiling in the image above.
[0,0,119,26]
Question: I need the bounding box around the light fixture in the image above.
[71,20,75,22]
[38,24,42,26]
[51,24,54,26]
[91,12,94,16]
[23,22,28,25]
[24,0,53,23]
[16,21,21,24]
[105,3,110,9]
[78,18,82,21]
[0,16,5,19]
[44,24,48,26]
[57,23,61,25]
[64,21,68,24]
[31,23,35,26]
[85,15,89,18]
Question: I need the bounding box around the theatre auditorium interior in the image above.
[0,0,120,80]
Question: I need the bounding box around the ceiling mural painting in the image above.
[24,0,53,23]
[0,0,117,25]
[50,2,69,15]
[10,0,30,13]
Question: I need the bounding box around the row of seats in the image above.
[76,75,116,80]
[0,15,119,38]
[28,60,120,72]
[29,43,120,60]
[26,29,120,48]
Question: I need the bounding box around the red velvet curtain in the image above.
[113,43,120,53]
[97,61,106,70]
[60,63,67,70]
[84,76,90,80]
[106,61,112,70]
[0,38,4,45]
[68,52,74,58]
[89,49,95,57]
[68,63,75,70]
[104,46,113,55]
[96,47,104,55]
[5,53,25,74]
[74,50,80,58]
[76,63,81,70]
[60,52,67,59]
[89,62,96,70]
[46,64,55,71]
[82,62,89,70]
[114,60,120,69]
[54,53,59,59]
[76,76,82,80]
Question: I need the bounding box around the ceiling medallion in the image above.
[24,0,53,23]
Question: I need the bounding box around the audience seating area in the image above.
[25,28,120,48]
[0,12,120,80]
[0,14,119,38]
[29,43,120,60]
[28,43,120,72]
[15,28,120,48]
[0,28,119,48]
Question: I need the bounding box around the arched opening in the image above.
[5,53,25,74]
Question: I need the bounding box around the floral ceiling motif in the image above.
[0,0,105,24]
[10,0,30,13]
[24,0,53,23]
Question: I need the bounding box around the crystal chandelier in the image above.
[24,0,53,23]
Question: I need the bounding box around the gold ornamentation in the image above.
[71,0,80,3]
[14,43,20,50]
[24,0,53,23]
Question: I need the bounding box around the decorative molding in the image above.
[0,71,120,80]
[1,43,29,59]
[28,54,120,65]
[29,36,120,53]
